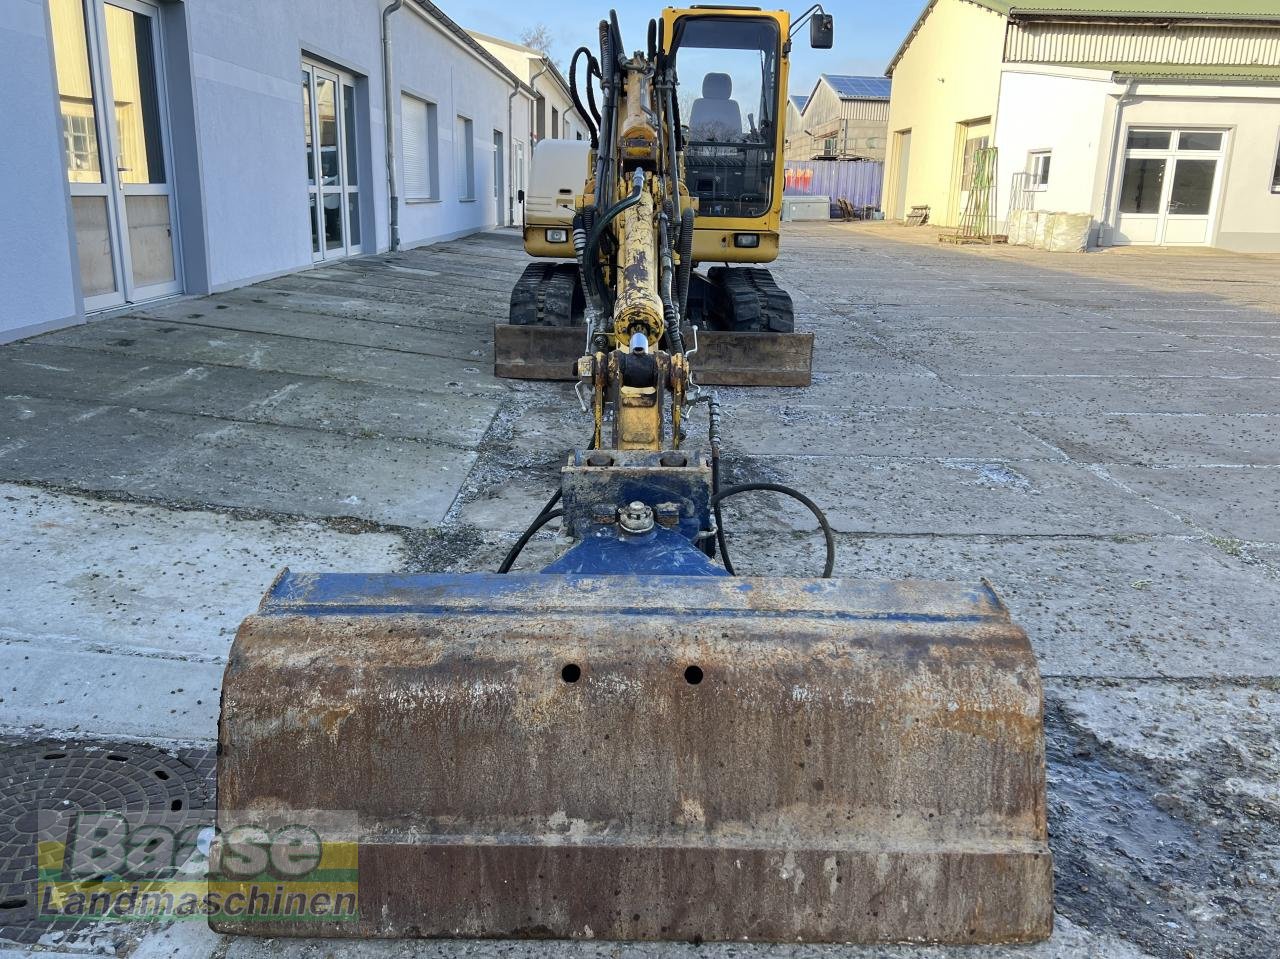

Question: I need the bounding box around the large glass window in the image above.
[672,16,780,218]
[1119,158,1166,214]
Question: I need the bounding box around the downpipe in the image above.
[381,0,404,252]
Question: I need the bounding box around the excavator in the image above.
[212,5,1053,945]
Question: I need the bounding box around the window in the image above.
[62,113,99,178]
[551,106,559,138]
[671,14,781,218]
[401,93,438,200]
[1272,132,1280,193]
[1027,150,1051,190]
[456,115,475,200]
[1127,130,1170,150]
[961,135,990,190]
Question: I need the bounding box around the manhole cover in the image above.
[0,739,214,945]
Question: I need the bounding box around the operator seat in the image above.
[688,72,742,141]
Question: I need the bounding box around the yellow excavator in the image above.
[212,5,1053,945]
[496,4,814,386]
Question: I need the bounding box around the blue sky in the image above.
[457,1,920,99]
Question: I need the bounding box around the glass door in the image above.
[302,62,361,260]
[50,0,181,311]
[1114,128,1226,246]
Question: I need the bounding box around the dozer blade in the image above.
[213,571,1053,943]
[493,322,814,386]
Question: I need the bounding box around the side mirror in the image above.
[810,13,833,49]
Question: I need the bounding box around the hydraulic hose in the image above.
[586,62,601,128]
[711,483,837,579]
[496,509,564,574]
[658,210,684,355]
[584,169,646,305]
[569,47,599,149]
[594,20,615,212]
[676,207,695,324]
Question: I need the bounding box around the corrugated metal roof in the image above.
[1007,1,1280,19]
[822,75,892,99]
[887,0,1280,76]
[790,95,809,112]
[1086,60,1280,80]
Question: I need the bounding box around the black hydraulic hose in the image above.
[569,47,599,148]
[707,395,732,569]
[584,169,645,304]
[594,20,615,212]
[496,509,564,574]
[658,210,683,355]
[710,483,837,579]
[647,18,657,60]
[711,455,733,571]
[676,207,695,323]
[586,59,601,128]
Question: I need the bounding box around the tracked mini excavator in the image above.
[213,6,1053,945]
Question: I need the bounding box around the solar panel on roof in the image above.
[823,75,892,99]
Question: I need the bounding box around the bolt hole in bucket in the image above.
[684,665,704,685]
[0,898,28,910]
[561,663,582,684]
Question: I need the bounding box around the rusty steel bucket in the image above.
[212,570,1053,943]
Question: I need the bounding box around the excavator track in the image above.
[509,262,583,327]
[706,266,795,333]
[497,265,811,385]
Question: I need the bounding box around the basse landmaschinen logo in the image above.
[37,810,358,922]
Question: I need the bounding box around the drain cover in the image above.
[0,739,213,945]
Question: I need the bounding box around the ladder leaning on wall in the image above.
[941,146,1005,245]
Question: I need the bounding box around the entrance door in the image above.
[1113,128,1226,246]
[302,62,361,261]
[50,0,182,311]
[892,130,911,220]
[950,118,991,225]
[493,129,505,226]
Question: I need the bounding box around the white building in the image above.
[2,0,537,343]
[470,32,589,145]
[884,0,1280,251]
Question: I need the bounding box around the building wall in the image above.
[993,66,1115,226]
[182,1,382,290]
[884,0,1008,225]
[799,82,889,160]
[393,8,526,246]
[471,36,584,142]
[184,0,520,287]
[784,100,806,161]
[9,0,528,343]
[0,0,81,341]
[995,67,1280,252]
[1114,89,1280,253]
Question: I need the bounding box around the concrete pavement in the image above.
[1,224,1278,957]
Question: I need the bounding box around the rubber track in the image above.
[508,263,584,327]
[707,267,795,333]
